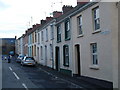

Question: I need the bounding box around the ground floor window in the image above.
[63,45,69,67]
[91,43,98,65]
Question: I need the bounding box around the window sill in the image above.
[50,38,54,40]
[63,64,69,67]
[92,29,101,34]
[77,34,84,38]
[89,65,99,70]
[65,38,71,41]
[57,40,61,43]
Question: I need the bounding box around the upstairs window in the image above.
[65,20,70,40]
[57,25,61,42]
[93,7,100,31]
[46,28,48,42]
[38,33,40,44]
[77,15,83,35]
[41,31,44,41]
[50,25,54,40]
[35,32,37,42]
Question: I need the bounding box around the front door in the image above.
[55,47,60,71]
[75,44,81,76]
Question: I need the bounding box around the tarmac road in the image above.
[2,56,83,89]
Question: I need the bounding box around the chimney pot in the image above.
[62,5,73,14]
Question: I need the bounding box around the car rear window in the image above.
[26,57,34,60]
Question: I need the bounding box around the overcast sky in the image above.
[0,0,77,38]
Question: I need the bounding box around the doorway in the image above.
[55,47,60,71]
[75,44,81,76]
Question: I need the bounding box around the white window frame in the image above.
[50,44,53,60]
[38,33,40,44]
[41,46,43,60]
[65,20,70,40]
[41,31,44,41]
[63,45,69,67]
[77,15,83,35]
[50,25,54,40]
[46,28,48,42]
[91,43,98,65]
[93,7,100,31]
[57,25,61,42]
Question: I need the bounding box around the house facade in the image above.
[54,1,118,87]
[37,17,55,68]
[16,1,119,88]
[71,2,118,83]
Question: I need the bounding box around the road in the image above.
[2,56,83,89]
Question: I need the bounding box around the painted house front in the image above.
[70,1,118,88]
[37,17,55,68]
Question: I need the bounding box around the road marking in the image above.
[13,72,20,80]
[9,67,13,71]
[22,83,28,90]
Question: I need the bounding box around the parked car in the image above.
[16,55,24,63]
[21,56,36,66]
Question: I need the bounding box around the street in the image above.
[2,56,83,89]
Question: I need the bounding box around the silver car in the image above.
[16,55,24,63]
[21,56,36,66]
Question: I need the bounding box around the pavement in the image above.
[36,64,113,90]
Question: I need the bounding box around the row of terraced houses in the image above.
[15,0,120,89]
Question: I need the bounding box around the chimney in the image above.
[77,0,90,5]
[15,36,17,39]
[32,24,36,28]
[53,11,62,18]
[41,20,46,25]
[62,5,73,14]
[46,17,53,21]
[25,30,28,34]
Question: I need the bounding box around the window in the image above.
[93,7,100,31]
[63,45,69,66]
[32,33,34,43]
[65,20,70,40]
[38,33,40,44]
[45,46,47,62]
[46,28,48,41]
[50,44,53,60]
[41,31,44,41]
[50,25,54,39]
[35,32,37,42]
[77,15,83,35]
[34,45,36,56]
[57,25,61,42]
[91,43,98,65]
[41,46,43,60]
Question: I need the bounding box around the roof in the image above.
[56,2,98,25]
[37,19,56,32]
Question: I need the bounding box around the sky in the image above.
[0,0,77,38]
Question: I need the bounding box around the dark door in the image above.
[55,47,60,71]
[75,45,81,75]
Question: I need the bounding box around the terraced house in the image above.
[28,24,41,63]
[16,0,119,89]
